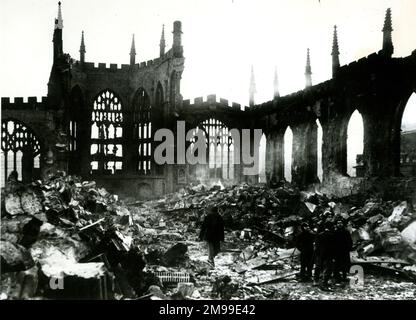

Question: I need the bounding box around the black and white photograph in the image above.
[1,0,416,307]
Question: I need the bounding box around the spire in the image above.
[331,25,340,77]
[53,2,63,62]
[305,48,312,88]
[80,31,86,63]
[382,8,394,56]
[130,34,136,65]
[249,65,256,107]
[55,1,63,29]
[160,24,166,57]
[273,67,280,99]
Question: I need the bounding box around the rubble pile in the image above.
[0,175,158,300]
[161,182,303,241]
[133,182,416,300]
[1,177,416,300]
[159,182,416,264]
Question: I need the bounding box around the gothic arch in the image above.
[399,92,416,176]
[153,82,164,127]
[346,109,364,177]
[155,82,164,104]
[1,119,42,185]
[90,89,123,174]
[133,87,152,174]
[191,118,235,180]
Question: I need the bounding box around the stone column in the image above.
[291,124,308,186]
[21,146,34,183]
[123,100,137,174]
[364,108,398,177]
[306,121,319,184]
[321,117,347,182]
[274,132,285,181]
[265,132,275,184]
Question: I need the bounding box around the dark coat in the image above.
[333,228,353,257]
[316,228,336,260]
[199,212,225,242]
[295,229,315,253]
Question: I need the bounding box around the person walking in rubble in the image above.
[199,206,225,267]
[295,222,315,282]
[316,219,336,291]
[333,219,353,285]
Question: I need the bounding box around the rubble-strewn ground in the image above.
[132,201,416,300]
[146,221,416,300]
[1,175,416,300]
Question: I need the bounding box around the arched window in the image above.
[69,86,83,152]
[155,82,164,109]
[347,110,364,177]
[258,133,266,183]
[1,119,41,186]
[316,119,323,182]
[153,83,164,175]
[284,126,293,182]
[133,88,152,175]
[90,90,123,174]
[192,119,234,180]
[400,93,416,176]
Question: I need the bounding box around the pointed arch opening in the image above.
[133,88,152,175]
[284,126,293,182]
[400,92,416,176]
[90,89,123,175]
[155,82,164,108]
[316,119,323,182]
[69,86,84,152]
[347,110,364,177]
[193,118,234,180]
[1,119,41,186]
[153,82,164,175]
[258,133,266,183]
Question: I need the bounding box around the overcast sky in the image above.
[0,0,415,127]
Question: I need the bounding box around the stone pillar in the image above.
[273,132,285,181]
[233,129,243,183]
[21,146,34,183]
[364,109,398,177]
[291,124,309,186]
[123,100,137,174]
[250,128,260,184]
[306,121,319,184]
[321,117,347,182]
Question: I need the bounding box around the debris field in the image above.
[1,175,416,300]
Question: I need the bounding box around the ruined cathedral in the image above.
[1,3,416,200]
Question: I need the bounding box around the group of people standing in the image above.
[198,205,353,292]
[295,212,353,291]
